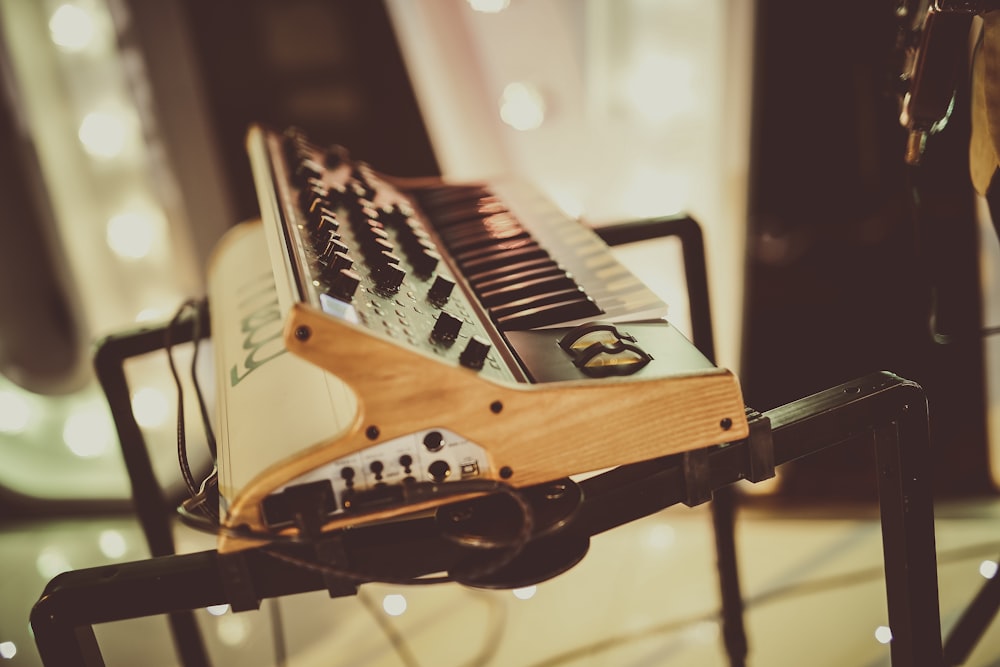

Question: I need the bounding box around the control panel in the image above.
[261,428,491,528]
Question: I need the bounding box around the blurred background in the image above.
[1,0,999,665]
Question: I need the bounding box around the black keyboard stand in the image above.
[30,217,946,667]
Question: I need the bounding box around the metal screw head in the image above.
[365,425,380,440]
[720,417,733,431]
[294,326,312,341]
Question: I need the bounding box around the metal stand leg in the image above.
[872,397,944,666]
[93,306,213,667]
[712,486,748,667]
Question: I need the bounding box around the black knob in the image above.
[293,158,324,187]
[379,251,402,267]
[340,466,356,481]
[431,311,462,342]
[298,181,329,213]
[399,454,413,469]
[412,249,440,276]
[319,251,353,278]
[428,460,451,482]
[427,275,455,303]
[310,212,339,237]
[318,234,349,260]
[459,336,492,370]
[325,144,349,168]
[331,269,361,301]
[375,263,406,292]
[370,460,384,475]
[367,237,395,258]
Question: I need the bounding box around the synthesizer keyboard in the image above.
[212,125,748,552]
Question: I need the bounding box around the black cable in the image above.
[166,298,218,521]
[177,479,535,587]
[188,299,218,460]
[165,300,201,501]
[262,481,535,586]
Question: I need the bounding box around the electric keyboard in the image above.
[211,125,749,553]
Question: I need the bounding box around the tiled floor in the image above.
[5,488,1000,666]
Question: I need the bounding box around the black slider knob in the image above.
[331,269,361,301]
[320,251,353,278]
[412,249,440,277]
[293,158,324,187]
[318,234,349,260]
[427,275,455,304]
[311,212,339,237]
[298,181,329,213]
[325,144,349,168]
[459,336,492,371]
[431,311,463,342]
[375,263,406,292]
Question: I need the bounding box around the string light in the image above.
[78,110,131,159]
[500,82,545,131]
[206,604,230,617]
[512,586,536,600]
[131,387,169,428]
[382,594,407,616]
[62,402,115,458]
[49,4,96,52]
[0,641,16,660]
[0,390,32,434]
[467,0,510,12]
[106,209,163,260]
[98,530,127,559]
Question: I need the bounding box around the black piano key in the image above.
[495,296,603,331]
[488,288,588,320]
[455,238,538,264]
[473,265,566,293]
[431,200,509,228]
[440,215,522,244]
[466,257,558,285]
[416,186,493,211]
[479,275,579,308]
[447,229,529,254]
[458,245,548,274]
